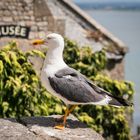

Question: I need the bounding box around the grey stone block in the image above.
[0,118,42,140]
[0,115,104,140]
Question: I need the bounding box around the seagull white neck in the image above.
[43,46,66,68]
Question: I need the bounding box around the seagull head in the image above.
[32,33,64,49]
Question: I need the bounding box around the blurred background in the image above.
[74,0,140,135]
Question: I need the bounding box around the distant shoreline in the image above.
[75,2,140,11]
[82,8,140,11]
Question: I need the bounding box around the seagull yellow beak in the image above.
[32,39,45,45]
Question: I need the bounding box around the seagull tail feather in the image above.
[108,94,133,107]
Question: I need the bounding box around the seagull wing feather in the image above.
[49,67,132,106]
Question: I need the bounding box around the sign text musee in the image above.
[0,25,30,38]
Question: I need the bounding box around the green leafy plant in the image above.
[0,40,134,140]
[0,41,63,118]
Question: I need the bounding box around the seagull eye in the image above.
[47,37,52,40]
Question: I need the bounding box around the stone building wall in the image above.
[0,0,54,45]
[0,0,126,80]
[0,0,64,73]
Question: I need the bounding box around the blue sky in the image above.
[74,0,140,3]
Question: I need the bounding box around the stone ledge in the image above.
[0,115,104,140]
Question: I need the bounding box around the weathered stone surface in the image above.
[0,118,42,140]
[0,115,104,140]
[3,17,13,22]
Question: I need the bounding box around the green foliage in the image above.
[64,38,107,76]
[0,41,63,118]
[0,40,134,140]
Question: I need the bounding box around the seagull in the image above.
[32,33,132,130]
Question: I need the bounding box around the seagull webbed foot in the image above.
[54,124,65,130]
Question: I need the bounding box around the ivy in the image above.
[0,41,63,118]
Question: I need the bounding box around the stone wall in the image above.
[0,0,63,74]
[0,0,50,42]
[105,59,125,80]
[0,115,104,140]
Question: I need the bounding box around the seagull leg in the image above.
[54,105,77,130]
[54,107,69,130]
[56,105,77,122]
[67,105,77,116]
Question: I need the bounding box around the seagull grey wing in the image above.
[48,67,132,106]
[55,67,78,78]
[48,67,106,104]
